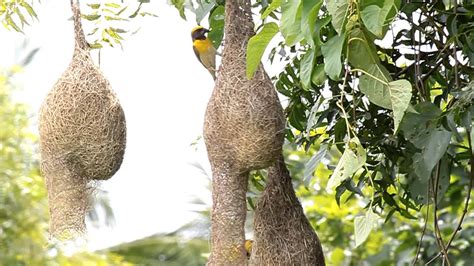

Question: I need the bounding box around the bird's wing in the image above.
[193,45,204,65]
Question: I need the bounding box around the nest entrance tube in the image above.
[250,154,326,265]
[203,0,285,264]
[39,0,126,240]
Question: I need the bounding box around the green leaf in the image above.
[359,73,391,109]
[208,6,224,49]
[300,48,315,90]
[347,28,383,70]
[400,102,441,138]
[262,0,281,19]
[246,22,279,79]
[326,0,350,35]
[89,42,103,49]
[311,64,326,86]
[349,28,402,113]
[321,33,345,80]
[104,15,128,21]
[105,3,121,9]
[360,0,394,38]
[280,0,303,46]
[5,14,21,32]
[82,14,101,21]
[314,15,331,46]
[327,137,366,190]
[354,208,378,247]
[387,79,412,132]
[19,2,37,20]
[170,0,186,19]
[195,0,215,24]
[301,0,323,48]
[87,4,101,9]
[15,7,28,27]
[412,128,452,182]
[303,145,328,187]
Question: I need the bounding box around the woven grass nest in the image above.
[250,155,326,265]
[204,0,285,264]
[203,0,285,173]
[39,0,126,239]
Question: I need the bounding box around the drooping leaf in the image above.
[311,64,326,86]
[195,0,215,24]
[87,3,101,9]
[170,0,186,19]
[354,208,378,247]
[412,128,452,182]
[360,0,394,38]
[306,97,324,134]
[314,15,332,46]
[105,3,121,9]
[19,2,37,20]
[303,145,328,187]
[359,73,391,110]
[82,14,101,21]
[5,14,22,32]
[247,22,279,79]
[262,0,282,19]
[387,79,412,132]
[208,6,224,49]
[326,0,350,35]
[349,28,412,130]
[301,0,323,48]
[300,48,315,90]
[400,102,442,139]
[327,137,366,190]
[280,0,303,46]
[321,33,345,80]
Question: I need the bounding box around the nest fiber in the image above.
[250,154,326,265]
[39,1,126,238]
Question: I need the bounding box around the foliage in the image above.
[107,233,209,266]
[0,0,156,49]
[0,0,37,32]
[81,0,156,49]
[172,0,474,264]
[0,66,130,265]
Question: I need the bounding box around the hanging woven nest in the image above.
[250,154,326,265]
[39,0,126,239]
[203,0,285,264]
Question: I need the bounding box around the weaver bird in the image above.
[191,26,217,80]
[245,239,253,258]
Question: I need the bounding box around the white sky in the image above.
[1,0,217,250]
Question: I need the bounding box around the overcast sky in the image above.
[1,0,217,250]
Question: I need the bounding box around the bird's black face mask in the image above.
[192,28,209,41]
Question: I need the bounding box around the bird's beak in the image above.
[203,28,210,33]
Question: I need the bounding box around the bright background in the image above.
[0,0,217,250]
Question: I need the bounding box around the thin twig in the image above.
[452,1,459,90]
[431,162,451,266]
[412,179,431,265]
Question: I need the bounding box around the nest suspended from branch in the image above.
[204,0,285,173]
[250,154,326,265]
[203,0,285,264]
[39,0,126,239]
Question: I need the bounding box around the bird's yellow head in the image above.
[191,25,210,41]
